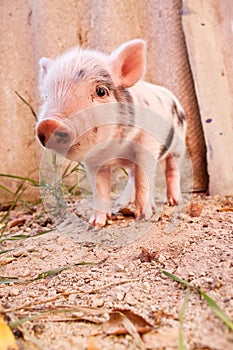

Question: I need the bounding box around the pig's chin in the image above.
[44,140,72,154]
[65,142,88,162]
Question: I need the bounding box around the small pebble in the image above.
[21,268,31,277]
[72,312,84,318]
[9,288,20,296]
[124,294,137,305]
[115,263,125,272]
[188,272,195,277]
[32,323,45,335]
[142,281,151,290]
[41,251,49,259]
[13,250,29,258]
[116,292,125,301]
[92,298,104,308]
[158,254,166,263]
[205,277,213,283]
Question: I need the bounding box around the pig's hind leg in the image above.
[165,154,182,205]
[115,169,135,209]
[134,162,156,220]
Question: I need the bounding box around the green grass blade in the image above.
[178,327,185,350]
[61,161,73,179]
[161,270,191,288]
[0,234,29,243]
[0,248,14,255]
[14,90,37,121]
[178,288,190,350]
[0,276,19,285]
[120,167,129,176]
[198,289,233,331]
[0,220,9,236]
[33,229,55,237]
[179,288,190,322]
[33,266,71,280]
[33,262,94,280]
[9,314,42,328]
[0,192,23,224]
[0,184,14,194]
[0,173,38,186]
[0,230,54,243]
[161,270,233,332]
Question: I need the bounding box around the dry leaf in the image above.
[110,208,135,221]
[103,309,153,335]
[8,217,27,228]
[187,202,204,217]
[139,247,159,263]
[0,316,18,350]
[217,207,233,212]
[153,309,175,325]
[103,310,147,349]
[118,208,135,217]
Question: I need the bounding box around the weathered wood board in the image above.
[182,0,233,195]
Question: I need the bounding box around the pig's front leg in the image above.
[165,154,182,205]
[85,165,111,227]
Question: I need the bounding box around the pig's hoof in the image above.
[167,197,178,206]
[135,208,153,221]
[88,212,109,229]
[87,223,103,231]
[88,219,106,229]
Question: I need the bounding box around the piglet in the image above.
[36,39,187,227]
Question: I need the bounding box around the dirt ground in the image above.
[0,194,233,350]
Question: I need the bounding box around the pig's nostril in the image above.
[38,132,46,147]
[54,131,70,144]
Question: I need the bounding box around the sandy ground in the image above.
[0,194,233,350]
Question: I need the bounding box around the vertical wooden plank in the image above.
[182,0,233,195]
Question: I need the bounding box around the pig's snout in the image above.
[36,119,74,152]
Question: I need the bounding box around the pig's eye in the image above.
[95,86,109,98]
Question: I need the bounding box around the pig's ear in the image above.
[39,57,53,81]
[110,39,146,88]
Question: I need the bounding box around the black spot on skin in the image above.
[93,127,98,133]
[159,127,175,159]
[93,66,115,90]
[143,99,150,107]
[156,95,163,104]
[96,69,113,82]
[171,101,186,125]
[74,69,87,81]
[113,86,135,127]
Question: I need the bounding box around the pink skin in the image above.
[36,39,186,227]
[165,154,181,206]
[86,165,111,227]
